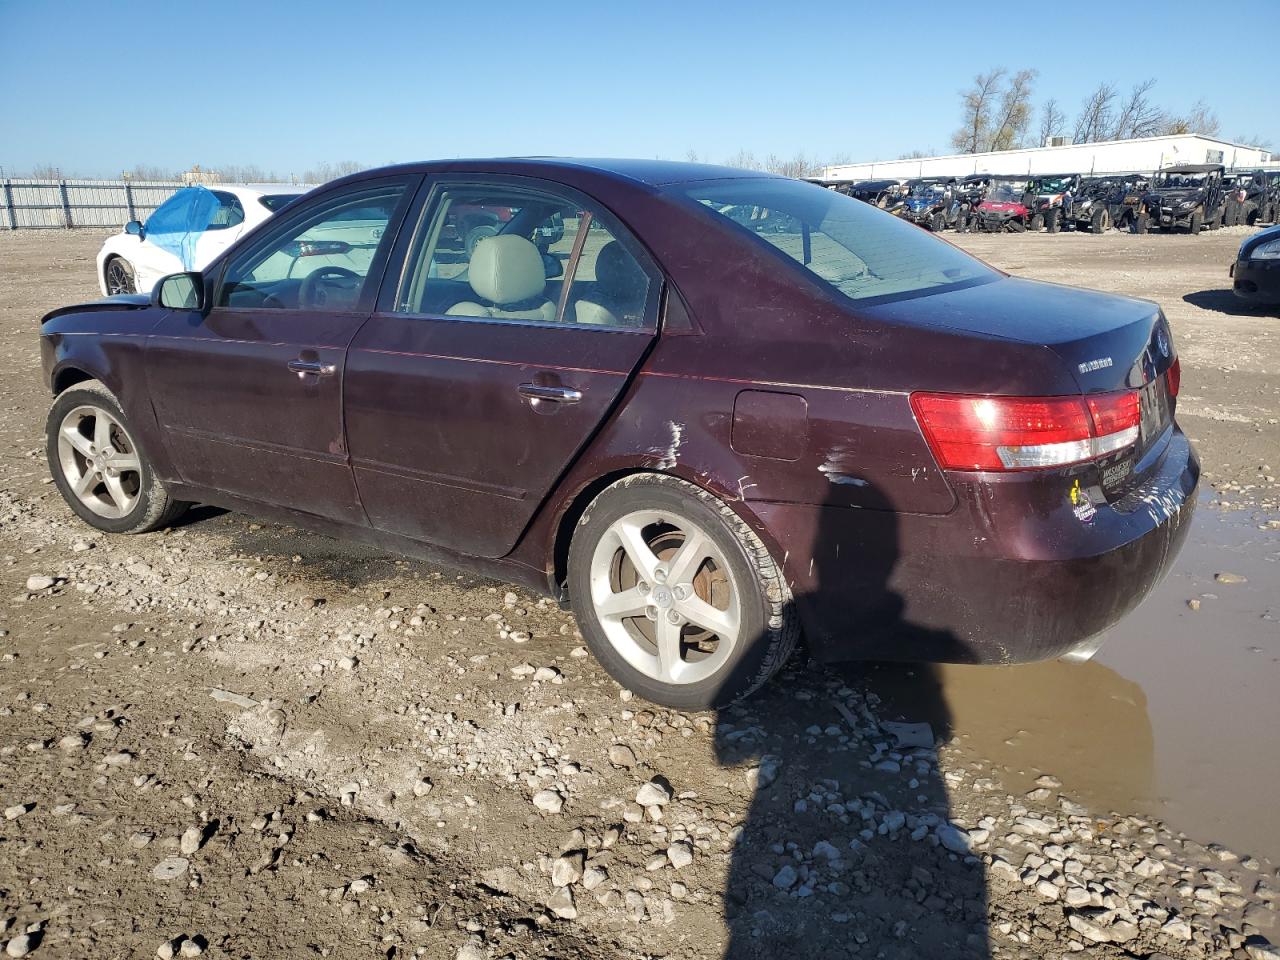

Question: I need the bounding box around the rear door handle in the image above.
[288,359,336,377]
[517,383,582,404]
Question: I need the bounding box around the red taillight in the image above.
[910,391,1141,471]
[1166,357,1181,397]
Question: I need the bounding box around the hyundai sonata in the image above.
[40,158,1198,709]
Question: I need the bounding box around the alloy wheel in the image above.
[105,259,134,295]
[588,509,741,685]
[55,404,142,519]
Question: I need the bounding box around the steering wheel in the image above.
[299,266,361,308]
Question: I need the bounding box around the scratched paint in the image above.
[648,421,685,470]
[818,446,869,487]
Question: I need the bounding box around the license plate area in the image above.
[1139,376,1170,447]
[1099,376,1170,495]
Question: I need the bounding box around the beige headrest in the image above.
[469,234,545,305]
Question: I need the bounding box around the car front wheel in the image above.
[104,257,136,295]
[46,380,187,534]
[568,474,798,709]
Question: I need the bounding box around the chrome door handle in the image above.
[517,383,582,404]
[288,359,336,377]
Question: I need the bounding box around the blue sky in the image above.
[2,0,1276,178]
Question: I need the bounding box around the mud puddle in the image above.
[874,504,1279,862]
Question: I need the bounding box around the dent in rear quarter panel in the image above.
[41,306,181,484]
[508,334,957,592]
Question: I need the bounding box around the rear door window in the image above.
[397,180,657,329]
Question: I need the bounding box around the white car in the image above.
[97,184,308,296]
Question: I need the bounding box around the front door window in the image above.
[218,185,406,312]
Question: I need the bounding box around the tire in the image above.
[45,380,187,535]
[1090,208,1107,233]
[1224,200,1239,227]
[567,474,799,710]
[1135,213,1149,235]
[929,212,946,232]
[464,224,498,257]
[1045,208,1059,234]
[104,257,136,296]
[1009,218,1027,233]
[1189,211,1203,235]
[1029,213,1044,231]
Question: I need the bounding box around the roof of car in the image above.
[346,158,784,188]
[1159,164,1224,174]
[215,183,310,198]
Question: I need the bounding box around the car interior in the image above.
[402,189,652,328]
[219,185,653,326]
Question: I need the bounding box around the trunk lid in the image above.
[862,275,1179,495]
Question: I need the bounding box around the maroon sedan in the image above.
[39,159,1197,709]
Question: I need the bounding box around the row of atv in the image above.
[824,166,1280,235]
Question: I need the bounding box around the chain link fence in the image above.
[0,178,186,229]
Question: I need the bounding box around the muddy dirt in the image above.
[1,228,1278,959]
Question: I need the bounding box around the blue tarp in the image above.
[145,186,220,270]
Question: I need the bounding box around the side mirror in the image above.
[125,220,145,239]
[153,272,205,310]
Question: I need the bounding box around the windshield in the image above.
[1034,177,1072,194]
[682,178,994,303]
[1155,173,1207,189]
[987,182,1027,203]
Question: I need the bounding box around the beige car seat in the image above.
[447,234,557,322]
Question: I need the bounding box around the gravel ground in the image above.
[0,228,1277,960]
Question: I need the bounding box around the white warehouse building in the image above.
[822,134,1273,181]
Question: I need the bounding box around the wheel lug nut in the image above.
[645,605,659,621]
[666,609,682,625]
[653,568,668,584]
[637,582,649,595]
[673,585,689,601]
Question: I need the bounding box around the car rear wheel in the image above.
[1029,213,1044,231]
[46,380,187,534]
[1189,211,1203,235]
[104,257,136,296]
[568,474,798,709]
[1090,208,1109,233]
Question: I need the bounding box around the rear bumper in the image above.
[754,427,1199,665]
[1231,257,1280,304]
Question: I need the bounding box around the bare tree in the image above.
[1037,98,1067,146]
[1233,134,1273,149]
[1110,79,1166,140]
[724,149,764,171]
[121,164,177,181]
[759,153,819,178]
[1072,82,1118,144]
[28,163,67,180]
[951,68,1006,154]
[987,69,1037,150]
[300,160,364,184]
[1163,101,1221,138]
[684,148,700,163]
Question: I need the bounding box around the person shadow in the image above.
[715,481,991,959]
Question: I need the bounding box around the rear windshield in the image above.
[682,178,994,302]
[259,194,302,212]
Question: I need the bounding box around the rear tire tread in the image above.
[571,473,799,708]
